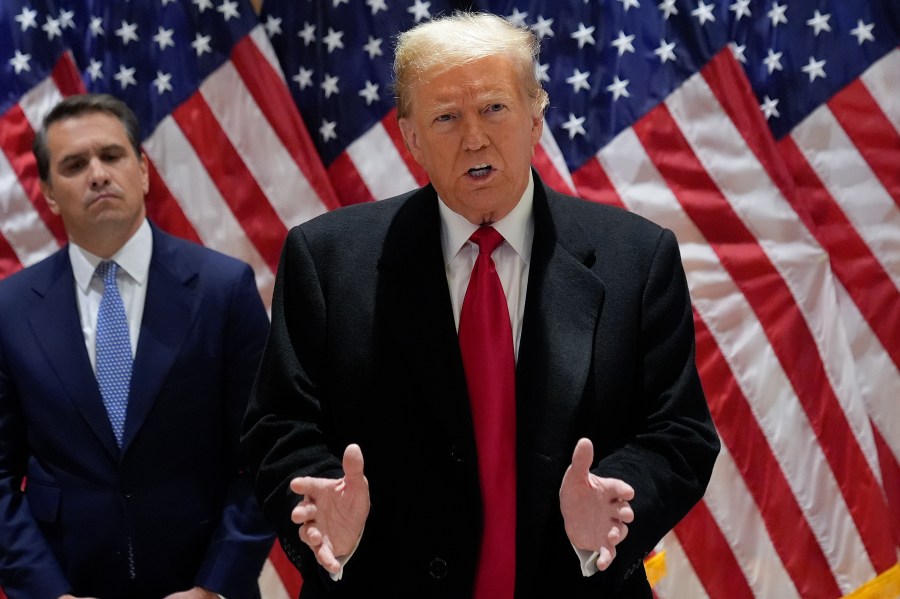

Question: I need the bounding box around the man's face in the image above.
[398,54,543,225]
[40,111,148,253]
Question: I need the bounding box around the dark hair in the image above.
[33,93,142,182]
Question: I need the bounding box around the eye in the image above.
[486,103,505,113]
[435,113,454,123]
[59,158,86,175]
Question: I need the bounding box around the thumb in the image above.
[343,443,365,479]
[570,437,594,476]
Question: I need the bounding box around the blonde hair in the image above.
[393,11,549,119]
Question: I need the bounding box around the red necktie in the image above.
[458,226,516,599]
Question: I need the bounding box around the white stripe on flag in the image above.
[598,125,878,591]
[860,48,900,135]
[200,60,328,229]
[835,277,900,464]
[655,533,711,599]
[17,76,63,134]
[704,443,801,598]
[538,126,576,192]
[258,559,292,599]
[666,71,884,483]
[0,149,58,267]
[346,121,419,201]
[791,106,900,290]
[142,115,275,300]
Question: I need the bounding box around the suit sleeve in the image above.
[593,228,719,588]
[0,330,71,597]
[242,227,344,577]
[194,263,276,597]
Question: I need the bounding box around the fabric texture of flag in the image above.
[2,0,900,597]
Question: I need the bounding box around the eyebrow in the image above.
[57,143,128,165]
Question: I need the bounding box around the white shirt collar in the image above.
[69,219,153,292]
[439,170,534,265]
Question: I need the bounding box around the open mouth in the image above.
[467,164,493,178]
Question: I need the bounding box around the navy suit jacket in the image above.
[243,174,719,598]
[0,224,274,598]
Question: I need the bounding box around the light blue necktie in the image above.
[95,260,132,447]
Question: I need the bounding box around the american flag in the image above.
[2,0,899,597]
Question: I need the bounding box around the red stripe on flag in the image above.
[50,52,87,97]
[570,158,628,210]
[675,500,755,599]
[328,152,375,205]
[144,159,202,245]
[381,111,429,187]
[635,102,897,573]
[268,544,303,597]
[694,314,841,597]
[171,94,287,273]
[533,143,575,196]
[0,104,66,244]
[229,35,340,212]
[829,78,900,211]
[777,136,900,369]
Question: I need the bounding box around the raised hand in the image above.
[290,443,371,574]
[559,438,635,571]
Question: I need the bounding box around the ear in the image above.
[139,151,149,195]
[398,118,425,165]
[40,180,60,215]
[530,113,544,148]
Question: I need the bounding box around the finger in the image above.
[291,502,316,524]
[316,544,342,574]
[596,546,615,571]
[616,501,635,523]
[290,477,312,495]
[570,438,594,476]
[608,521,628,545]
[613,480,636,502]
[343,443,365,480]
[298,522,322,546]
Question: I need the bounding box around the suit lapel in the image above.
[121,228,198,452]
[28,250,121,457]
[375,186,476,454]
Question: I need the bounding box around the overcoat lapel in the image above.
[515,180,606,580]
[121,228,198,453]
[374,186,476,456]
[28,251,121,458]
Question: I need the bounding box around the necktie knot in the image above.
[96,260,119,288]
[470,226,505,256]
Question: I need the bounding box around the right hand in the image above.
[290,443,371,574]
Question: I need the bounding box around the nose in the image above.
[462,118,489,151]
[88,157,111,188]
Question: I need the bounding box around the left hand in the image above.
[162,587,219,599]
[559,438,635,571]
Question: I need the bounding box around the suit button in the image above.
[449,444,465,464]
[428,557,448,580]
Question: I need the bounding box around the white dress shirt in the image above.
[439,172,534,358]
[69,218,152,371]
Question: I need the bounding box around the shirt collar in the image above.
[69,219,153,292]
[439,170,534,265]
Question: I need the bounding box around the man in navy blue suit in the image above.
[0,94,273,598]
